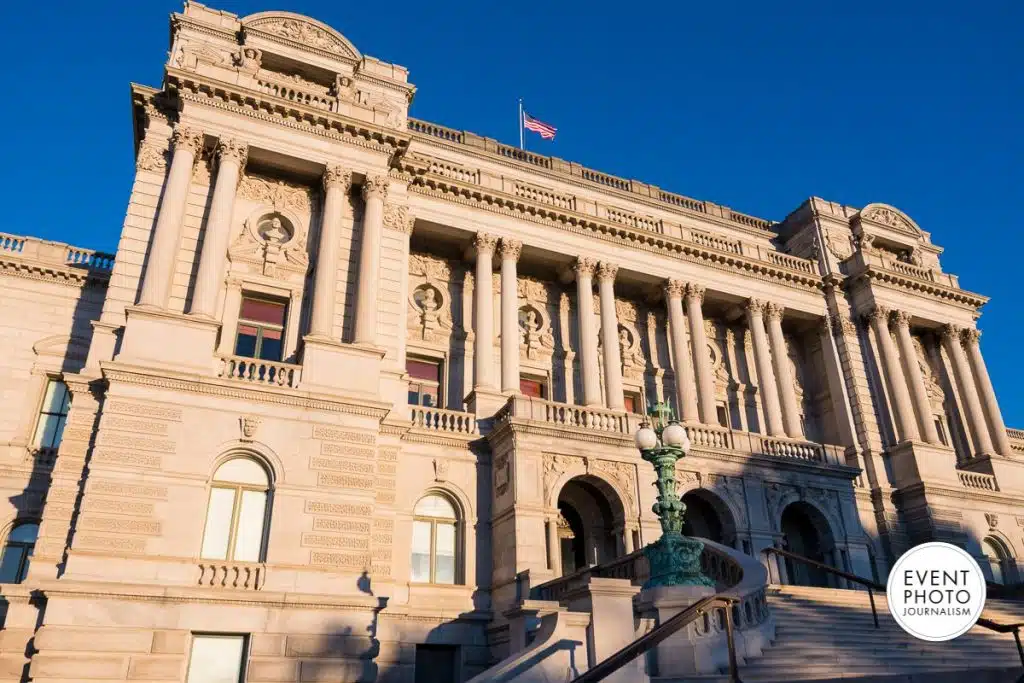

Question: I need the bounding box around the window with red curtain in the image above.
[408,359,442,407]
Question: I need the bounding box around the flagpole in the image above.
[518,98,524,150]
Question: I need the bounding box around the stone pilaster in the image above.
[473,233,498,391]
[867,305,919,443]
[138,125,204,309]
[962,328,1014,456]
[765,302,803,438]
[353,175,388,345]
[575,257,601,406]
[745,299,785,436]
[499,239,522,394]
[891,310,940,444]
[942,324,994,457]
[597,262,625,410]
[309,165,351,338]
[189,138,247,319]
[685,284,717,424]
[664,279,699,422]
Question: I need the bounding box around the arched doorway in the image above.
[681,489,735,546]
[780,502,835,587]
[557,475,626,576]
[982,537,1015,585]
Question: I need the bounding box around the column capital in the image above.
[171,125,204,157]
[864,304,890,325]
[764,302,784,322]
[361,174,389,201]
[888,309,912,330]
[744,298,765,316]
[685,283,706,303]
[322,164,352,191]
[473,232,498,255]
[940,323,962,343]
[215,138,248,167]
[962,327,982,345]
[574,256,598,277]
[499,238,522,262]
[596,261,618,283]
[664,278,687,298]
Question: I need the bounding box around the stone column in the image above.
[765,303,803,438]
[597,262,625,411]
[190,138,247,318]
[745,299,785,437]
[575,257,602,406]
[891,311,940,444]
[664,279,699,423]
[547,517,562,577]
[942,325,994,456]
[866,306,919,443]
[138,126,204,308]
[473,233,498,390]
[963,328,1014,456]
[685,284,718,424]
[500,239,523,393]
[309,165,351,338]
[353,175,388,345]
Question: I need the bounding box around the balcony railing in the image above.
[217,356,302,389]
[197,561,265,590]
[1007,428,1024,453]
[498,395,638,436]
[958,470,999,492]
[410,406,478,436]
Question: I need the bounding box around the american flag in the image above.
[523,112,557,140]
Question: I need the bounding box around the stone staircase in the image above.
[735,584,1024,682]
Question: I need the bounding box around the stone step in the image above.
[654,665,1024,683]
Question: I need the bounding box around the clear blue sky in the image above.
[2,2,1021,423]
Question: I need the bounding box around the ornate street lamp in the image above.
[635,402,713,588]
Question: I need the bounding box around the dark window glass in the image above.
[33,380,71,450]
[0,523,38,583]
[716,405,729,427]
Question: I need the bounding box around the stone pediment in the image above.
[858,203,924,239]
[242,12,361,61]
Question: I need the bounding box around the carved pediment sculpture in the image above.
[912,337,945,403]
[229,213,310,277]
[243,13,361,60]
[237,174,315,215]
[860,204,923,238]
[232,47,262,71]
[617,324,646,381]
[519,304,555,361]
[171,39,232,70]
[408,253,456,344]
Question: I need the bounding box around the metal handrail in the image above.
[764,546,1024,676]
[569,594,741,683]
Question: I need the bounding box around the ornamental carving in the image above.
[240,415,262,441]
[618,325,646,381]
[861,206,918,236]
[248,16,358,58]
[136,138,169,173]
[686,283,706,303]
[517,277,550,304]
[172,126,205,157]
[323,165,352,192]
[889,309,911,329]
[383,203,411,233]
[574,256,597,277]
[362,176,389,201]
[543,454,581,500]
[232,47,262,71]
[216,139,249,169]
[912,337,944,403]
[408,253,456,344]
[596,261,619,283]
[171,40,232,70]
[360,90,408,129]
[986,513,999,530]
[499,238,522,261]
[433,458,450,483]
[745,298,765,316]
[961,328,982,345]
[519,305,554,361]
[409,253,452,282]
[864,305,890,326]
[474,232,498,255]
[664,278,687,298]
[238,174,315,215]
[494,454,511,497]
[192,153,212,185]
[853,232,877,254]
[829,312,856,337]
[229,212,309,277]
[615,299,638,323]
[825,231,855,260]
[332,75,357,103]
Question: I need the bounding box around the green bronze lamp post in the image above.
[634,402,713,588]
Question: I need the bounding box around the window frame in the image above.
[407,356,444,408]
[0,521,39,584]
[623,390,644,415]
[519,374,548,400]
[410,493,462,585]
[234,294,288,362]
[199,458,272,563]
[186,633,249,683]
[31,378,70,451]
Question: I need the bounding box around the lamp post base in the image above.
[643,532,714,588]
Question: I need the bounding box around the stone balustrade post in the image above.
[866,306,919,443]
[309,165,351,338]
[138,126,204,308]
[962,328,1014,456]
[575,257,602,406]
[746,299,785,436]
[190,138,248,318]
[500,239,522,393]
[665,279,699,422]
[891,310,941,444]
[597,262,625,410]
[765,302,804,439]
[685,284,718,424]
[353,175,388,345]
[473,233,498,390]
[942,325,995,456]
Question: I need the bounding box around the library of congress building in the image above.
[1,3,1023,682]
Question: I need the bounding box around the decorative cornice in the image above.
[0,257,110,289]
[498,238,522,262]
[171,125,204,157]
[664,278,687,298]
[845,266,987,309]
[362,175,390,201]
[574,256,597,278]
[473,232,498,255]
[215,138,248,168]
[596,261,618,283]
[323,164,352,192]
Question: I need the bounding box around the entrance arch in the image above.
[556,475,626,576]
[681,489,736,546]
[982,536,1015,585]
[779,501,836,587]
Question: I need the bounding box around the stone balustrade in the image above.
[958,470,999,492]
[1007,428,1024,453]
[685,424,735,450]
[217,355,302,389]
[197,561,265,590]
[410,406,478,436]
[497,395,639,436]
[847,248,961,289]
[0,231,114,274]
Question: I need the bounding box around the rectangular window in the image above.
[200,488,236,561]
[716,404,729,428]
[32,379,70,450]
[234,296,287,362]
[186,634,247,683]
[935,418,948,446]
[408,359,442,407]
[623,392,643,414]
[520,376,547,399]
[410,519,432,582]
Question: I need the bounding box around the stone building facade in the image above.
[0,2,1021,681]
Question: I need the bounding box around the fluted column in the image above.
[597,262,625,410]
[575,257,602,406]
[473,233,498,390]
[962,328,1013,456]
[190,139,247,318]
[746,299,785,436]
[765,303,803,438]
[866,306,919,443]
[309,165,351,338]
[499,239,522,393]
[353,175,388,345]
[942,325,994,456]
[684,285,718,424]
[891,311,940,444]
[138,126,204,308]
[665,279,699,422]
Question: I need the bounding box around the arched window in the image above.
[200,458,271,563]
[982,537,1014,585]
[0,522,39,583]
[411,493,460,585]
